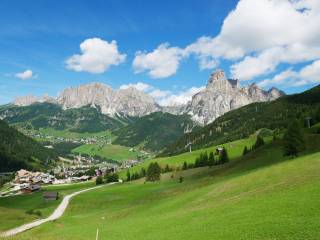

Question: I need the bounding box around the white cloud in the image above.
[15,69,34,80]
[132,43,184,79]
[66,38,126,74]
[258,59,320,88]
[157,86,205,106]
[119,81,204,107]
[149,89,171,99]
[185,0,320,79]
[119,82,152,92]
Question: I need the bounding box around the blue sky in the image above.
[1,0,320,105]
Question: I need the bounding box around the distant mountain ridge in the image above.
[12,70,284,124]
[161,85,320,156]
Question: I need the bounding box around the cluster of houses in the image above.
[1,169,92,197]
[25,131,101,145]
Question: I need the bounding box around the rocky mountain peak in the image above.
[208,70,226,83]
[11,70,285,125]
[187,70,284,125]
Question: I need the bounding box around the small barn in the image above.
[21,184,41,194]
[43,191,59,201]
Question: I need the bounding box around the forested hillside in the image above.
[0,120,58,172]
[162,85,320,156]
[0,103,135,133]
[112,112,199,152]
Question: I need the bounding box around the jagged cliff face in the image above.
[12,71,284,124]
[57,83,160,117]
[186,70,284,124]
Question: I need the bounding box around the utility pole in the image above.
[96,228,99,240]
[306,117,312,128]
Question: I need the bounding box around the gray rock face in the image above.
[57,83,160,117]
[12,70,284,124]
[186,70,284,124]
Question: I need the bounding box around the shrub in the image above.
[179,176,184,183]
[95,176,103,185]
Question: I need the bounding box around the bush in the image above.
[95,176,103,185]
[179,176,184,183]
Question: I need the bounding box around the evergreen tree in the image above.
[164,164,170,172]
[106,173,119,183]
[283,120,306,156]
[140,167,146,178]
[203,152,209,166]
[242,146,249,156]
[182,161,188,170]
[208,151,215,166]
[316,107,320,123]
[126,170,131,182]
[195,157,200,168]
[146,162,161,181]
[253,135,265,149]
[220,147,229,164]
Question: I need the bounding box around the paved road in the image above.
[1,182,117,238]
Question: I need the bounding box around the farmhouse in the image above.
[43,191,59,201]
[21,184,41,194]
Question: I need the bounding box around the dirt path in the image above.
[1,182,117,238]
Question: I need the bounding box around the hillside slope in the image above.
[0,103,134,133]
[0,120,58,172]
[112,112,199,152]
[162,85,320,156]
[7,134,320,240]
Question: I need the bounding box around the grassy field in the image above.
[72,143,138,162]
[5,134,320,240]
[31,128,113,140]
[0,181,94,232]
[119,136,259,178]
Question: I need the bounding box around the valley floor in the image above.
[1,135,320,240]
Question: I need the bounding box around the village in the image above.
[0,154,140,197]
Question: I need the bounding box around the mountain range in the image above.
[12,70,284,125]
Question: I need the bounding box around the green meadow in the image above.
[0,182,94,232]
[3,134,320,240]
[72,143,138,162]
[119,136,259,178]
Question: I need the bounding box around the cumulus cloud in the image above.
[259,60,320,88]
[119,81,204,106]
[66,38,126,74]
[119,82,152,92]
[185,0,320,80]
[132,43,184,79]
[15,69,34,80]
[157,86,205,106]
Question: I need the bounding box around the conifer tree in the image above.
[208,151,215,166]
[220,147,229,164]
[283,120,306,156]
